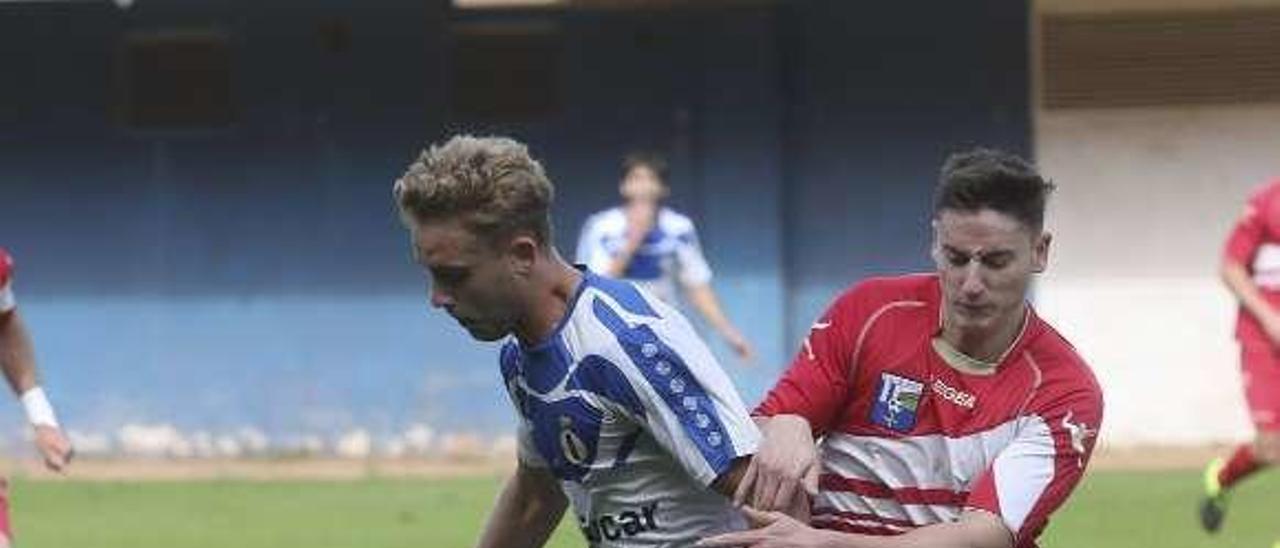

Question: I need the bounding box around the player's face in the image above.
[620,165,667,204]
[933,209,1050,337]
[411,219,524,342]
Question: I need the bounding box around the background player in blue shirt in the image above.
[576,153,754,362]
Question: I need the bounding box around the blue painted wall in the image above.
[0,1,1028,444]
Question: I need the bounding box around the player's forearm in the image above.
[0,312,39,397]
[710,456,753,498]
[1222,261,1280,325]
[685,284,736,336]
[474,466,567,548]
[822,512,1013,548]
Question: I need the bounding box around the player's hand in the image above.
[734,415,820,512]
[697,506,831,548]
[33,424,73,473]
[724,329,756,363]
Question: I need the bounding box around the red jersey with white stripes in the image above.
[1224,178,1280,343]
[756,274,1103,547]
[0,248,14,314]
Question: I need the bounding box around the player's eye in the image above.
[981,253,1013,269]
[431,267,470,288]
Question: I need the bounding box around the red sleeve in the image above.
[754,285,869,436]
[0,248,11,285]
[965,379,1104,546]
[0,248,14,314]
[1224,185,1275,266]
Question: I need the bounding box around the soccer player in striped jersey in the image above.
[393,136,759,548]
[0,248,74,547]
[703,149,1103,548]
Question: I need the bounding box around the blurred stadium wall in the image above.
[0,0,1032,455]
[1035,0,1280,445]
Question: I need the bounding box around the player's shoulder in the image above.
[1022,317,1103,402]
[829,273,938,314]
[583,272,665,316]
[1247,178,1280,205]
[657,207,696,233]
[583,207,626,233]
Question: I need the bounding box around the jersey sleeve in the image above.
[498,343,550,469]
[1224,185,1275,266]
[591,297,759,487]
[576,214,615,275]
[963,381,1104,544]
[0,249,15,314]
[673,222,713,287]
[754,286,867,435]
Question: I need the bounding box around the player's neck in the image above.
[514,254,583,347]
[940,304,1029,364]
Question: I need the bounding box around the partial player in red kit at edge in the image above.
[1199,179,1280,545]
[0,248,75,547]
[701,149,1103,548]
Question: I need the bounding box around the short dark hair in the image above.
[394,135,554,247]
[622,151,668,182]
[933,148,1055,231]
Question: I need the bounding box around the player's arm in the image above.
[474,461,567,548]
[735,288,867,514]
[0,309,39,399]
[1222,259,1280,340]
[684,284,754,361]
[697,506,1011,548]
[1221,195,1280,343]
[667,222,752,360]
[0,265,72,472]
[961,386,1103,547]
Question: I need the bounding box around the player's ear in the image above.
[928,219,943,262]
[1032,231,1051,273]
[507,234,539,277]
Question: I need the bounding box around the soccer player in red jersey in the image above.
[700,149,1103,548]
[0,248,74,546]
[1199,179,1280,540]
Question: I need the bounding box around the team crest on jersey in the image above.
[871,373,924,433]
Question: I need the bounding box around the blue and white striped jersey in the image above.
[575,207,713,305]
[500,271,758,547]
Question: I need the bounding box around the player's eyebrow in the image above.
[430,264,470,279]
[941,245,1012,260]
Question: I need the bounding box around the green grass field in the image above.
[8,469,1279,547]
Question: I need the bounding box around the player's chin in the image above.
[949,310,995,331]
[464,323,509,342]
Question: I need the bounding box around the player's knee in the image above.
[1253,432,1280,463]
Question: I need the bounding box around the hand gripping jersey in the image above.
[1224,178,1280,343]
[501,271,758,547]
[756,274,1103,548]
[0,248,15,314]
[575,207,713,306]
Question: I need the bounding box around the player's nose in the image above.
[429,285,453,309]
[960,264,985,295]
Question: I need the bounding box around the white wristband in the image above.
[20,387,59,428]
